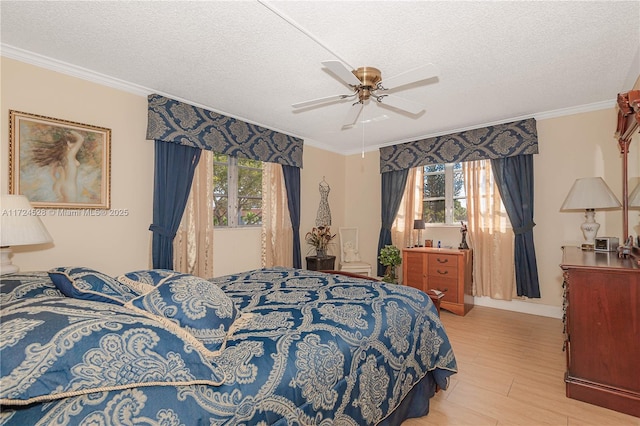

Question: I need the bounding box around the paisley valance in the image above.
[146,94,303,168]
[379,118,538,173]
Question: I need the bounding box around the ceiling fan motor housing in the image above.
[352,67,382,101]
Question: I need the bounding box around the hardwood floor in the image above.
[403,306,640,426]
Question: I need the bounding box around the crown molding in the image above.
[534,99,616,120]
[1,44,152,96]
[2,43,617,158]
[1,44,307,144]
[367,99,617,157]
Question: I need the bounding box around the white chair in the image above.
[338,227,372,277]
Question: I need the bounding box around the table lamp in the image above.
[629,182,640,209]
[413,219,426,247]
[560,177,621,250]
[1,194,53,274]
[628,182,640,244]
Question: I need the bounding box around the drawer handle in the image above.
[436,287,448,292]
[437,269,449,275]
[436,258,449,264]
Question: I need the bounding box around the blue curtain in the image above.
[377,169,409,276]
[491,154,540,298]
[282,165,302,269]
[147,96,304,270]
[149,140,202,269]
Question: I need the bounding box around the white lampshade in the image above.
[560,177,622,211]
[629,182,640,208]
[560,177,621,250]
[1,194,53,274]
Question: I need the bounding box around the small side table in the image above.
[306,255,336,271]
[426,290,445,316]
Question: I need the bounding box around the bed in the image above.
[0,267,457,425]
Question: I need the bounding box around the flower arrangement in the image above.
[305,226,336,256]
[378,245,402,283]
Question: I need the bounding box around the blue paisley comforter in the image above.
[0,268,456,425]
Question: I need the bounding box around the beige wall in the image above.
[0,58,349,278]
[537,108,634,308]
[3,57,637,315]
[1,57,153,275]
[212,145,346,276]
[299,145,346,261]
[343,152,381,271]
[346,108,637,311]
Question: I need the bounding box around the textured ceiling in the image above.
[1,1,639,155]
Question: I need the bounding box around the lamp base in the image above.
[580,209,600,250]
[0,247,19,275]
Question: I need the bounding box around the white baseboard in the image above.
[473,296,563,319]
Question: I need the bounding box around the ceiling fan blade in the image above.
[379,63,439,90]
[343,102,364,127]
[321,60,362,87]
[292,93,353,108]
[378,95,425,114]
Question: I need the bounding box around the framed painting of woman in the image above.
[9,110,111,209]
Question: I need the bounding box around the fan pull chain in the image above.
[361,105,365,158]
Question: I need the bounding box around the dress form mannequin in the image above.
[316,177,331,227]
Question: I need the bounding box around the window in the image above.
[423,163,467,224]
[213,154,262,227]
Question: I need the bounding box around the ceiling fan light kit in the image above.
[293,60,438,127]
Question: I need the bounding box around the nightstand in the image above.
[426,290,445,316]
[402,247,473,316]
[306,255,336,271]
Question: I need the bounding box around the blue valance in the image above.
[146,94,303,168]
[379,118,538,173]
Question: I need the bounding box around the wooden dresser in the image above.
[402,247,473,316]
[560,246,640,417]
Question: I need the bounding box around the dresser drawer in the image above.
[429,264,457,279]
[426,276,459,304]
[428,254,458,271]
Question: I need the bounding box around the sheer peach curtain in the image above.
[261,162,293,267]
[463,159,516,300]
[392,166,424,248]
[392,167,423,281]
[173,150,215,278]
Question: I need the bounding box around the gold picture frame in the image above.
[9,110,111,209]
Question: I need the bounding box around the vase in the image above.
[316,248,327,258]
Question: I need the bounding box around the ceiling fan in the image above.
[292,60,439,127]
